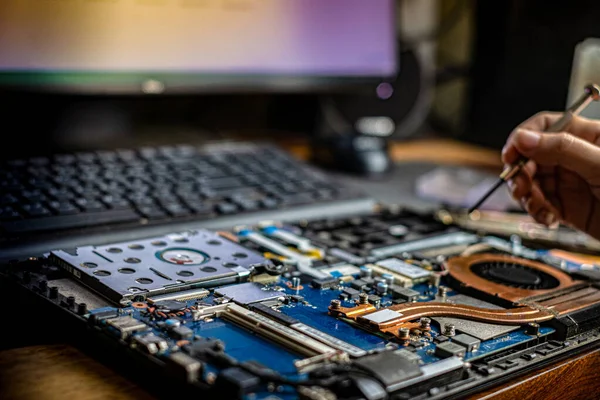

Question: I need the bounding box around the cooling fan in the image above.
[447,254,580,305]
[470,260,560,290]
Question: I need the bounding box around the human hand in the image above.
[502,112,600,240]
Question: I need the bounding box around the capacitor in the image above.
[77,303,87,315]
[510,234,522,254]
[376,281,388,296]
[360,266,372,279]
[164,319,181,329]
[429,274,441,288]
[49,286,58,299]
[374,276,386,285]
[381,273,395,286]
[525,322,540,336]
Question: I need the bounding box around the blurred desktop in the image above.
[0,0,396,92]
[0,0,404,159]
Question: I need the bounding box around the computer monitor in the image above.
[0,0,397,94]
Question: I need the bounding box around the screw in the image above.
[444,323,456,337]
[399,327,411,340]
[292,277,300,288]
[438,286,449,297]
[330,299,341,310]
[359,292,369,304]
[420,317,431,330]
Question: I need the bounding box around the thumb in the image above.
[512,129,600,181]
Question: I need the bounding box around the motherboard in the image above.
[4,206,600,400]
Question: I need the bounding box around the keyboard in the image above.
[0,142,373,258]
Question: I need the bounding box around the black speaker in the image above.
[311,47,432,176]
[318,47,426,140]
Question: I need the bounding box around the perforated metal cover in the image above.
[50,230,267,305]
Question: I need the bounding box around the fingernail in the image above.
[507,179,515,191]
[517,129,541,150]
[520,197,528,207]
[543,211,556,226]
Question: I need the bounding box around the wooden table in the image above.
[2,138,599,400]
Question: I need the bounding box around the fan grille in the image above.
[471,260,560,290]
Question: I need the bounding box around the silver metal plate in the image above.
[376,258,430,279]
[214,282,282,305]
[50,229,267,305]
[432,294,519,341]
[362,309,404,324]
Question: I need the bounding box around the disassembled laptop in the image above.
[4,205,600,400]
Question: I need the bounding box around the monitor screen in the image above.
[0,0,397,93]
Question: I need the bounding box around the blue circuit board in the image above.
[88,271,556,400]
[74,222,589,400]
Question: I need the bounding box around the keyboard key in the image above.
[21,189,47,203]
[49,201,79,215]
[96,151,118,163]
[0,206,21,221]
[47,187,76,200]
[74,199,106,212]
[75,152,96,163]
[137,206,168,220]
[0,194,18,205]
[0,178,24,192]
[188,203,213,216]
[206,177,244,189]
[162,203,191,218]
[216,202,238,215]
[260,197,279,209]
[234,199,260,211]
[1,209,139,233]
[131,198,156,208]
[138,147,158,160]
[21,203,52,218]
[277,192,315,206]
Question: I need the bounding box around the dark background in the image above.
[3,1,600,159]
[465,0,600,148]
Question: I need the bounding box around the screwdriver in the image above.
[467,83,600,215]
